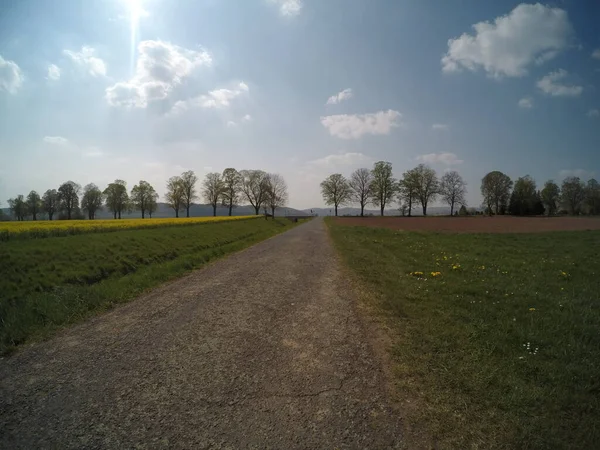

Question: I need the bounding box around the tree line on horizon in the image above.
[320,162,600,217]
[3,169,289,222]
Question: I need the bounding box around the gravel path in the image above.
[0,218,403,449]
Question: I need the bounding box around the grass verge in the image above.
[1,218,301,354]
[327,218,600,449]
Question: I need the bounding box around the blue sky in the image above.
[1,0,599,209]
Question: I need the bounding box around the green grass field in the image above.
[0,218,299,354]
[327,220,600,449]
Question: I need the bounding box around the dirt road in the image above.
[0,218,403,449]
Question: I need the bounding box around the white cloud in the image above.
[106,40,212,108]
[326,88,353,105]
[242,114,252,122]
[63,46,106,77]
[416,152,463,166]
[518,97,533,109]
[559,169,595,179]
[269,0,302,16]
[226,120,237,127]
[587,109,599,118]
[0,54,23,93]
[432,123,449,131]
[592,49,600,60]
[43,136,69,145]
[308,152,373,167]
[170,82,249,114]
[536,69,582,97]
[47,64,61,81]
[83,147,104,157]
[320,110,402,139]
[441,3,572,78]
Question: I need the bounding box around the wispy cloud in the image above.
[43,136,69,145]
[326,88,353,105]
[63,46,106,77]
[537,69,582,97]
[320,110,402,139]
[416,152,463,165]
[268,0,302,16]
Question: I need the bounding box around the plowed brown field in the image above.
[333,216,600,233]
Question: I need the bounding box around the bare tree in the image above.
[481,171,513,215]
[349,168,372,217]
[370,161,396,216]
[26,190,42,220]
[560,176,585,215]
[221,168,242,216]
[147,194,158,218]
[398,168,419,217]
[240,170,269,215]
[412,164,439,216]
[131,180,158,219]
[439,170,467,216]
[180,170,199,218]
[42,189,59,220]
[585,179,600,215]
[57,181,81,220]
[8,195,27,221]
[81,184,104,220]
[541,180,560,216]
[320,173,351,216]
[265,173,289,218]
[202,172,224,217]
[103,180,128,219]
[165,176,185,217]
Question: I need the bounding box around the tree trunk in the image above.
[360,203,364,217]
[422,203,427,216]
[254,205,260,215]
[118,211,121,219]
[271,206,275,218]
[113,211,117,219]
[380,205,384,216]
[142,209,145,219]
[408,197,412,217]
[450,201,455,216]
[213,204,217,217]
[228,200,233,216]
[175,209,179,218]
[67,209,71,220]
[334,205,338,216]
[186,206,190,218]
[49,213,53,221]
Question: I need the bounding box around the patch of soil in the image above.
[334,216,600,233]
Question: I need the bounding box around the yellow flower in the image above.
[529,307,536,312]
[430,271,442,277]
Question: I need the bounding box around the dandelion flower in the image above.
[529,307,536,312]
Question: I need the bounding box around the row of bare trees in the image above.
[320,163,600,217]
[5,169,288,221]
[320,162,467,216]
[481,171,600,216]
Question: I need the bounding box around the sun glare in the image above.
[124,0,144,23]
[123,0,145,76]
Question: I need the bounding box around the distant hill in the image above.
[304,206,452,216]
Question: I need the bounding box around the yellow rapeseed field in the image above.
[0,216,260,241]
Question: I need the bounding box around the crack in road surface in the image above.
[0,218,403,449]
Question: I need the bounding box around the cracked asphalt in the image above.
[0,218,403,449]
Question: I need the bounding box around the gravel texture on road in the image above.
[0,218,403,449]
